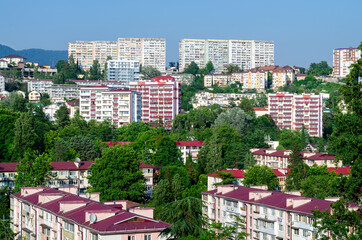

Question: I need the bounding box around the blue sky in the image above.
[1,0,361,67]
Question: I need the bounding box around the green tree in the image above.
[53,71,66,84]
[205,61,214,74]
[40,92,51,106]
[288,143,303,168]
[278,129,302,150]
[286,162,310,190]
[88,59,102,80]
[159,197,207,239]
[14,152,54,191]
[12,112,40,160]
[0,106,18,162]
[183,62,199,75]
[172,174,184,201]
[0,92,27,112]
[214,108,253,137]
[153,179,173,206]
[88,144,146,202]
[141,65,161,79]
[153,134,182,166]
[307,61,333,76]
[68,136,100,161]
[301,173,340,199]
[226,64,241,74]
[243,165,279,190]
[54,105,70,128]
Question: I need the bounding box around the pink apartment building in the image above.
[11,187,169,240]
[129,78,181,129]
[268,93,323,137]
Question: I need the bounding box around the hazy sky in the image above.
[1,0,361,67]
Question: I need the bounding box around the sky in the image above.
[1,0,361,68]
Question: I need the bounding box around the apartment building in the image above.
[207,169,288,191]
[0,73,5,92]
[68,41,118,70]
[250,148,342,168]
[139,162,161,196]
[0,54,26,65]
[107,59,140,85]
[192,91,256,108]
[26,79,53,93]
[268,92,323,137]
[45,84,80,100]
[176,141,204,163]
[79,86,141,127]
[204,74,232,87]
[242,69,268,91]
[202,185,358,240]
[11,187,169,240]
[272,66,295,89]
[333,47,361,77]
[117,38,166,73]
[179,39,274,73]
[129,78,181,128]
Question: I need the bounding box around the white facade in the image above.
[242,70,268,91]
[204,74,231,87]
[129,79,181,129]
[0,74,5,92]
[26,79,53,93]
[45,84,80,100]
[79,86,141,127]
[0,60,7,68]
[179,39,274,73]
[43,102,64,121]
[268,93,323,137]
[107,59,140,86]
[68,41,118,70]
[117,38,166,72]
[333,47,361,77]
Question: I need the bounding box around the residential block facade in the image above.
[129,79,181,128]
[11,187,169,240]
[333,47,361,77]
[0,73,5,92]
[268,93,323,137]
[202,185,356,240]
[79,86,141,127]
[117,38,166,73]
[204,74,231,87]
[179,39,274,73]
[68,41,118,70]
[176,141,204,164]
[272,66,296,90]
[107,59,140,86]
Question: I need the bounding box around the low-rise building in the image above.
[0,73,5,92]
[45,84,80,100]
[0,60,7,68]
[11,187,170,240]
[139,162,161,197]
[43,102,65,121]
[28,91,41,103]
[250,148,342,168]
[192,91,256,108]
[202,185,358,240]
[0,54,26,65]
[272,66,296,89]
[204,74,232,87]
[26,79,53,93]
[176,141,204,163]
[253,106,268,118]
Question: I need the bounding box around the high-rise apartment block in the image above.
[79,86,141,127]
[268,93,323,137]
[68,41,118,70]
[333,47,361,77]
[129,78,181,128]
[117,38,166,73]
[69,38,166,72]
[179,39,274,73]
[107,59,140,86]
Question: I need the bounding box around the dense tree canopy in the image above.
[243,165,279,190]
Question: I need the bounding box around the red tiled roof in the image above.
[11,187,169,233]
[253,106,268,111]
[1,54,26,59]
[176,141,204,147]
[327,166,351,175]
[251,148,335,160]
[103,141,132,146]
[207,169,246,178]
[0,162,19,172]
[151,76,175,81]
[139,162,156,169]
[0,161,95,172]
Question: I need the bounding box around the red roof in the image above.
[139,162,156,169]
[207,169,246,178]
[0,162,19,172]
[327,166,351,175]
[0,161,95,172]
[253,106,268,111]
[151,76,175,81]
[251,148,335,160]
[1,54,26,59]
[103,141,132,146]
[11,187,170,233]
[176,141,204,147]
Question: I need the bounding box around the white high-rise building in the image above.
[333,47,361,77]
[68,41,118,70]
[107,59,140,86]
[179,39,274,73]
[117,38,166,73]
[79,86,141,127]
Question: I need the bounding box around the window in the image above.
[64,222,74,233]
[293,229,299,235]
[144,234,151,240]
[42,227,50,236]
[91,233,98,240]
[128,236,135,240]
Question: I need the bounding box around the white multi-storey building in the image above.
[268,93,323,137]
[11,187,170,240]
[202,185,358,240]
[176,141,204,164]
[107,59,140,86]
[333,47,361,77]
[0,73,5,92]
[79,86,141,127]
[26,79,53,93]
[129,78,181,129]
[68,41,118,70]
[117,38,166,73]
[242,69,268,91]
[204,74,232,87]
[179,39,274,73]
[45,84,80,100]
[272,66,295,89]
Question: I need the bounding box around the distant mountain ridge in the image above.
[0,44,68,67]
